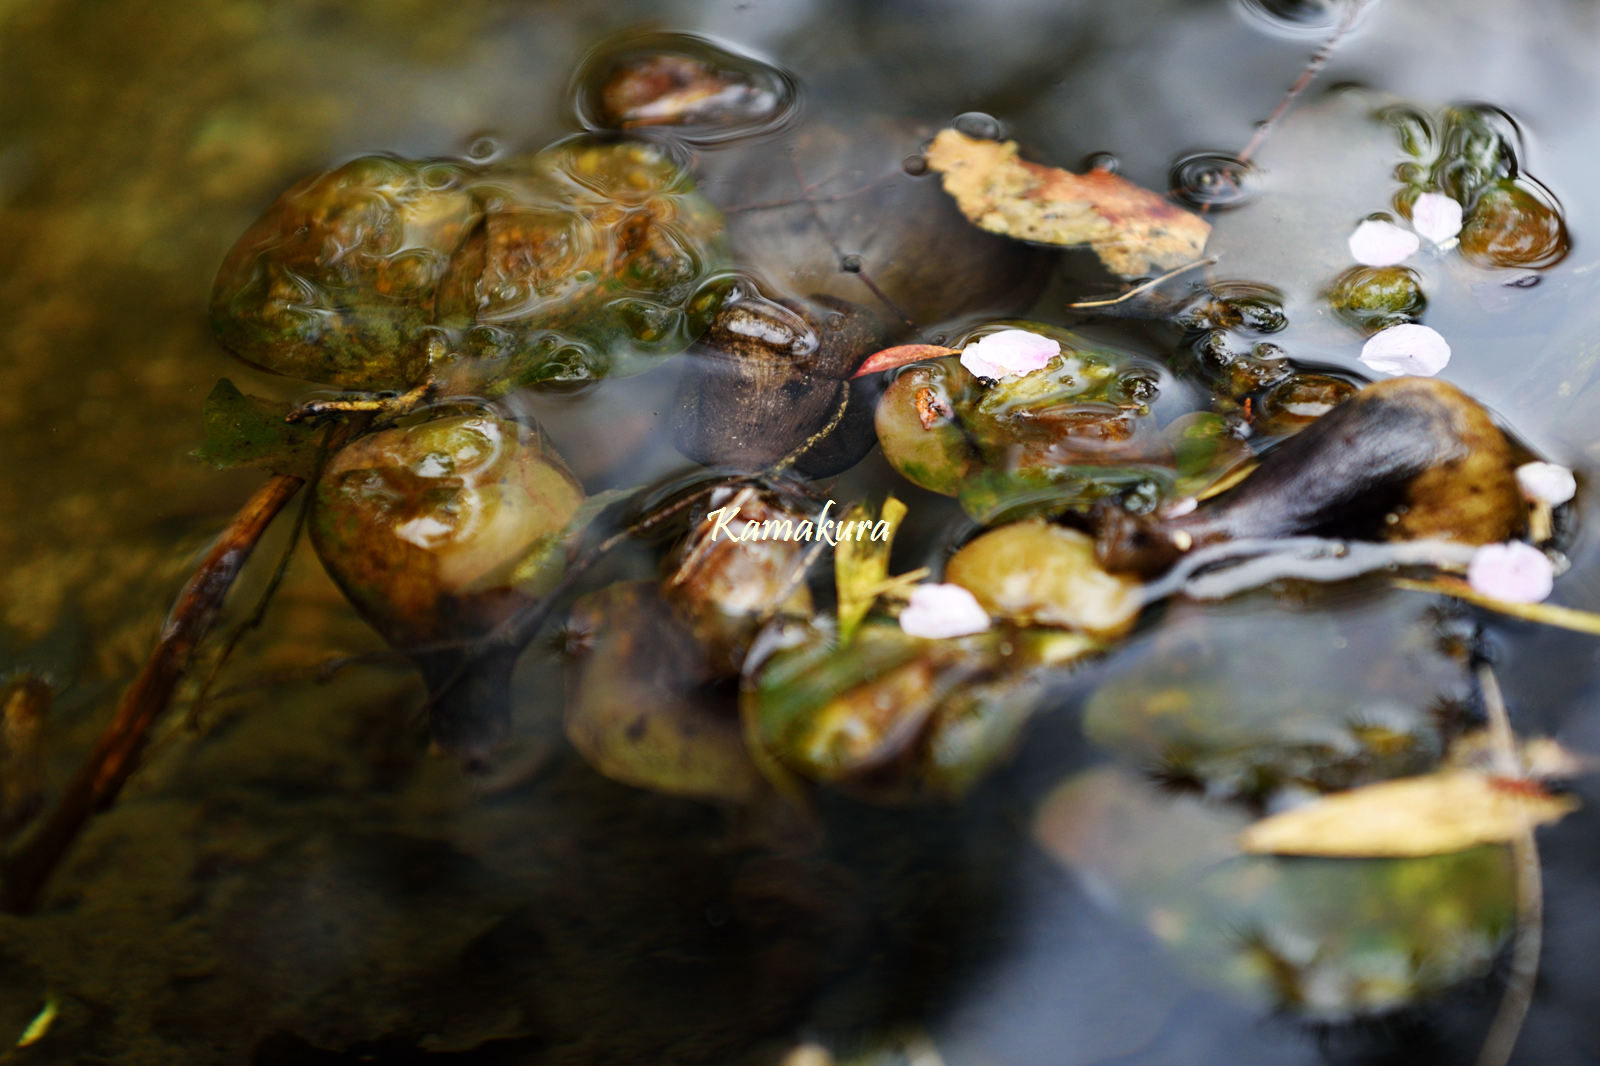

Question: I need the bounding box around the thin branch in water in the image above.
[186,479,314,729]
[1194,0,1379,217]
[1,471,307,913]
[1235,0,1378,168]
[788,155,919,334]
[1066,256,1217,309]
[1474,662,1543,1066]
[199,650,413,705]
[1393,576,1600,636]
[770,386,852,475]
[723,173,900,215]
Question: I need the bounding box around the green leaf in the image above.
[193,379,325,479]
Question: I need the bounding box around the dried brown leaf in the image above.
[924,129,1211,278]
[1238,770,1578,858]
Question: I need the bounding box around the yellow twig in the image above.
[1394,577,1600,636]
[1066,257,1217,309]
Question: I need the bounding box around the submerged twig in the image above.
[1195,0,1379,220]
[199,650,413,705]
[788,155,918,333]
[0,677,51,843]
[770,387,852,474]
[1234,0,1378,168]
[1065,256,1216,309]
[186,479,314,729]
[1,471,306,912]
[1394,577,1600,636]
[1474,663,1543,1066]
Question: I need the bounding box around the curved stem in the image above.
[1474,663,1543,1066]
[1,472,305,913]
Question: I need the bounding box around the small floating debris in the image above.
[899,583,992,638]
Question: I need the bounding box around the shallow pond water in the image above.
[3,0,1600,1063]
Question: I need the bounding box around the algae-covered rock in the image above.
[875,324,1179,522]
[310,406,583,757]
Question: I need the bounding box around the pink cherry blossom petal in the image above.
[1515,461,1577,506]
[959,329,1060,380]
[1359,323,1451,376]
[899,583,992,638]
[1411,192,1463,245]
[1467,541,1555,603]
[1348,219,1420,266]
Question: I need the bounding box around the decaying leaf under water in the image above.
[1097,376,1524,575]
[309,406,584,759]
[924,129,1210,278]
[1035,765,1516,1019]
[566,582,764,804]
[193,378,328,479]
[1238,770,1578,858]
[1082,592,1477,805]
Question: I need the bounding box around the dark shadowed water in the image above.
[3,1,1600,1063]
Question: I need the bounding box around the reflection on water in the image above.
[2,0,1600,1063]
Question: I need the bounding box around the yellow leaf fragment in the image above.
[834,496,909,644]
[17,997,58,1048]
[1238,770,1578,858]
[924,129,1211,278]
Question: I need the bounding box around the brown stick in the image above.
[1192,0,1378,218]
[1233,0,1377,168]
[1,472,305,912]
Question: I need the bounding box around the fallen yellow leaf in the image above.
[1238,770,1578,858]
[924,129,1211,278]
[834,496,909,645]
